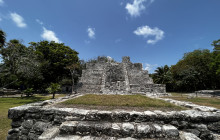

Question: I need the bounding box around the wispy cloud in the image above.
[10,12,27,28]
[41,27,61,43]
[134,25,164,44]
[0,0,4,6]
[125,0,154,17]
[36,19,43,25]
[87,27,95,39]
[144,63,158,73]
[115,38,122,43]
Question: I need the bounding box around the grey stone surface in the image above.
[162,125,179,137]
[179,131,201,140]
[77,56,166,95]
[38,126,60,140]
[6,94,220,140]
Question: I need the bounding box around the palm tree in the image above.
[0,30,6,48]
[152,65,172,84]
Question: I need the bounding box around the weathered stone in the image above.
[179,131,201,140]
[60,121,78,134]
[184,129,200,137]
[11,120,22,128]
[33,121,51,133]
[76,121,93,135]
[77,56,166,95]
[8,106,29,119]
[93,122,111,136]
[208,121,220,133]
[7,133,19,140]
[22,119,34,129]
[19,135,28,140]
[8,128,19,134]
[111,123,121,137]
[162,125,179,138]
[20,128,29,135]
[38,126,60,140]
[199,130,213,140]
[122,123,135,136]
[153,124,163,138]
[136,124,151,138]
[28,132,39,140]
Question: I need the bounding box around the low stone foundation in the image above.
[7,95,220,140]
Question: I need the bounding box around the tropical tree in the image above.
[153,65,172,84]
[211,39,220,51]
[0,29,6,48]
[29,41,79,88]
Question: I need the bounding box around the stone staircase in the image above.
[39,120,180,140]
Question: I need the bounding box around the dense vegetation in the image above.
[152,41,220,92]
[0,30,80,92]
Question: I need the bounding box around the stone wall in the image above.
[7,96,220,140]
[77,56,166,95]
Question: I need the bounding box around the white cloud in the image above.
[126,0,154,17]
[10,12,27,28]
[134,25,164,44]
[0,0,4,6]
[87,27,95,39]
[144,63,158,73]
[36,19,43,25]
[41,27,61,43]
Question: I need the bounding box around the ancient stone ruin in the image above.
[77,56,166,95]
[7,95,220,140]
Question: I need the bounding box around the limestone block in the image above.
[208,121,220,133]
[162,125,179,138]
[122,123,135,136]
[38,126,60,140]
[60,121,78,134]
[179,131,201,140]
[32,121,51,133]
[136,124,151,137]
[22,119,34,129]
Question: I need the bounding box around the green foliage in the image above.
[211,39,220,51]
[153,48,220,92]
[46,83,61,99]
[30,41,79,88]
[0,29,6,48]
[23,88,34,96]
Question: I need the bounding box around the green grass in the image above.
[60,94,184,110]
[0,94,66,140]
[167,93,220,109]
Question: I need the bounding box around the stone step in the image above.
[62,109,220,124]
[52,135,139,140]
[59,121,179,139]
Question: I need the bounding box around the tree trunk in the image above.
[52,92,55,99]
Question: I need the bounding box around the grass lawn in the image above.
[59,94,184,111]
[0,94,66,140]
[167,93,220,109]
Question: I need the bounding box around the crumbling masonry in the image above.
[77,56,166,95]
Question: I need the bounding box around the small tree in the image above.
[46,83,61,99]
[23,88,33,97]
[66,63,79,94]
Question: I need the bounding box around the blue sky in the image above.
[0,0,220,73]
